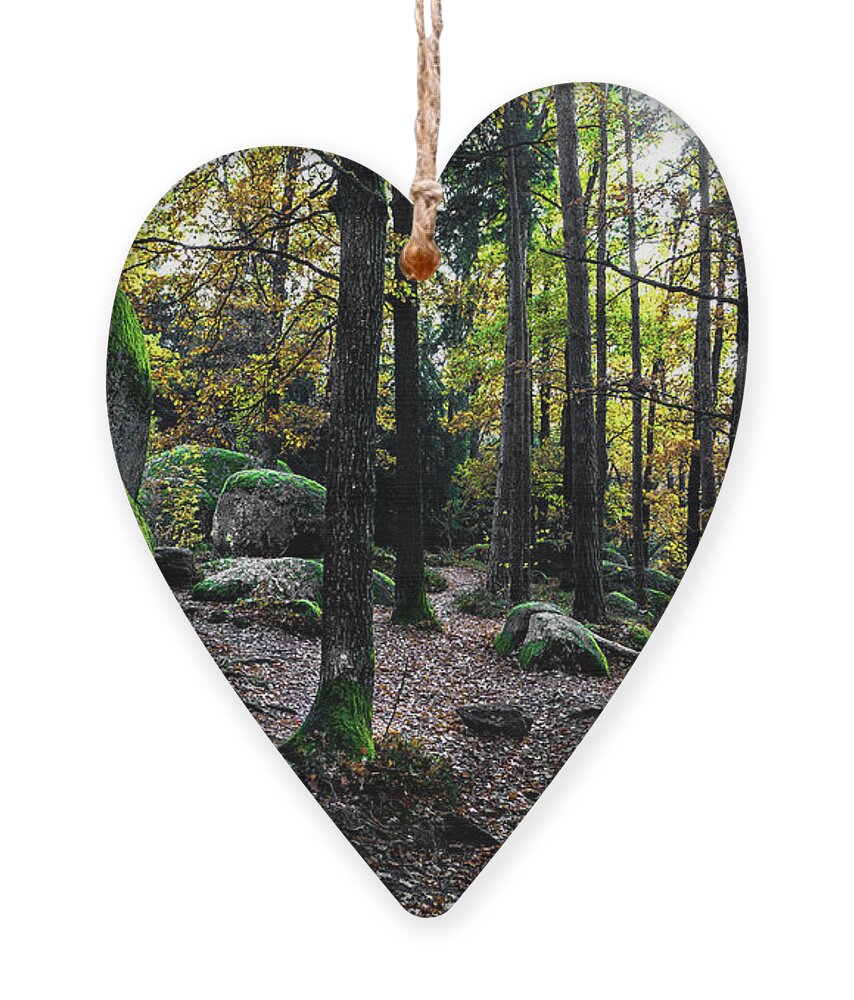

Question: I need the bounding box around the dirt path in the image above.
[179,564,627,914]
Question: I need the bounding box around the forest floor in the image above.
[179,564,631,916]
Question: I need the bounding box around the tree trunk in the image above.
[486,99,532,604]
[730,237,748,453]
[595,83,609,543]
[643,358,662,554]
[711,231,729,403]
[283,160,387,761]
[556,83,604,622]
[622,87,646,604]
[687,140,715,563]
[390,189,435,626]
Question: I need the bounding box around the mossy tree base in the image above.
[280,676,375,764]
[391,586,440,630]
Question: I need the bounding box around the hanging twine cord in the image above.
[400,0,443,281]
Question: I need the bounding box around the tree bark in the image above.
[730,237,748,453]
[283,159,387,761]
[390,189,435,626]
[486,99,532,604]
[687,141,715,563]
[711,231,729,404]
[595,83,609,544]
[556,83,605,622]
[622,87,646,604]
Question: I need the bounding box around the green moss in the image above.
[191,576,249,601]
[628,624,651,648]
[127,490,154,552]
[518,639,547,670]
[108,289,151,406]
[493,632,515,656]
[281,674,375,762]
[144,446,292,500]
[223,468,326,503]
[391,584,439,629]
[372,570,396,607]
[605,591,638,615]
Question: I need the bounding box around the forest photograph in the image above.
[106,82,747,916]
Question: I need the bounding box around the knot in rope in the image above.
[400,0,443,282]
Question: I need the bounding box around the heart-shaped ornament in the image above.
[107,81,746,916]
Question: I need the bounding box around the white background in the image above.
[2,1,852,996]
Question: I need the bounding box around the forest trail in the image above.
[181,563,627,913]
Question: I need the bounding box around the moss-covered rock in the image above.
[145,445,286,498]
[645,588,671,616]
[518,612,608,676]
[107,290,151,499]
[138,445,292,548]
[212,469,326,558]
[192,557,324,602]
[628,623,652,648]
[494,601,568,656]
[191,556,394,608]
[644,568,678,595]
[605,591,638,615]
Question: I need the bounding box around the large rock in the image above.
[212,469,326,557]
[192,557,394,607]
[139,445,292,547]
[518,612,609,677]
[154,546,196,588]
[193,557,325,602]
[456,704,533,739]
[494,601,567,656]
[107,290,151,499]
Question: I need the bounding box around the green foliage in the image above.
[359,732,457,809]
[424,567,448,593]
[455,588,508,619]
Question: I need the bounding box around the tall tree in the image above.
[283,160,387,760]
[486,97,533,603]
[555,83,605,622]
[730,236,748,453]
[622,87,646,603]
[687,141,715,562]
[390,189,436,626]
[595,83,610,540]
